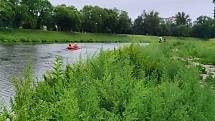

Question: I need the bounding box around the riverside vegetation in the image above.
[0,38,215,120]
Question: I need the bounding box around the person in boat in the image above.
[68,43,76,47]
[67,43,79,49]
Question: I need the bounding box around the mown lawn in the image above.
[1,38,215,120]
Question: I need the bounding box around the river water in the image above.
[0,43,148,107]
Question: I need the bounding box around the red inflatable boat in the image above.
[67,44,80,50]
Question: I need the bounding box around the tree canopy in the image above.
[0,0,14,27]
[133,11,161,35]
[175,12,191,26]
[0,0,215,38]
[54,5,81,31]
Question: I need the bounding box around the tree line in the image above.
[0,0,215,38]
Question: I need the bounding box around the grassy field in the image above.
[1,37,215,120]
[0,29,206,43]
[0,29,152,43]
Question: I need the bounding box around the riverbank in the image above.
[0,29,206,43]
[0,29,152,43]
[1,39,215,120]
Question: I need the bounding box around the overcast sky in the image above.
[49,0,214,21]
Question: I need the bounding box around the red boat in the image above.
[67,44,80,50]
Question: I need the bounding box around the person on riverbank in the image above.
[159,37,166,43]
[159,37,163,43]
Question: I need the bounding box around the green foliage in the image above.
[133,11,194,37]
[2,41,215,120]
[159,22,172,36]
[36,0,53,29]
[12,0,53,29]
[12,63,34,121]
[81,5,107,33]
[103,8,119,33]
[133,16,144,35]
[0,108,8,121]
[81,5,132,34]
[192,16,215,38]
[0,0,14,27]
[175,12,191,26]
[117,11,132,34]
[173,25,192,37]
[54,5,81,31]
[133,10,161,35]
[205,75,215,88]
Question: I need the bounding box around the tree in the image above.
[14,0,53,29]
[0,0,14,27]
[19,0,38,28]
[195,16,212,24]
[192,16,215,38]
[159,22,172,36]
[175,12,191,26]
[133,10,161,35]
[81,6,132,34]
[89,6,108,33]
[143,11,161,35]
[117,10,132,34]
[173,25,191,37]
[81,5,99,33]
[36,0,53,29]
[103,8,119,33]
[54,5,81,31]
[81,5,109,33]
[172,12,192,37]
[133,16,144,34]
[13,4,30,28]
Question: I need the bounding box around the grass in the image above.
[0,29,149,43]
[1,38,215,120]
[0,28,206,43]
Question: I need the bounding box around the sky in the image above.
[49,0,214,21]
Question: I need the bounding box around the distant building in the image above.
[161,16,177,24]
